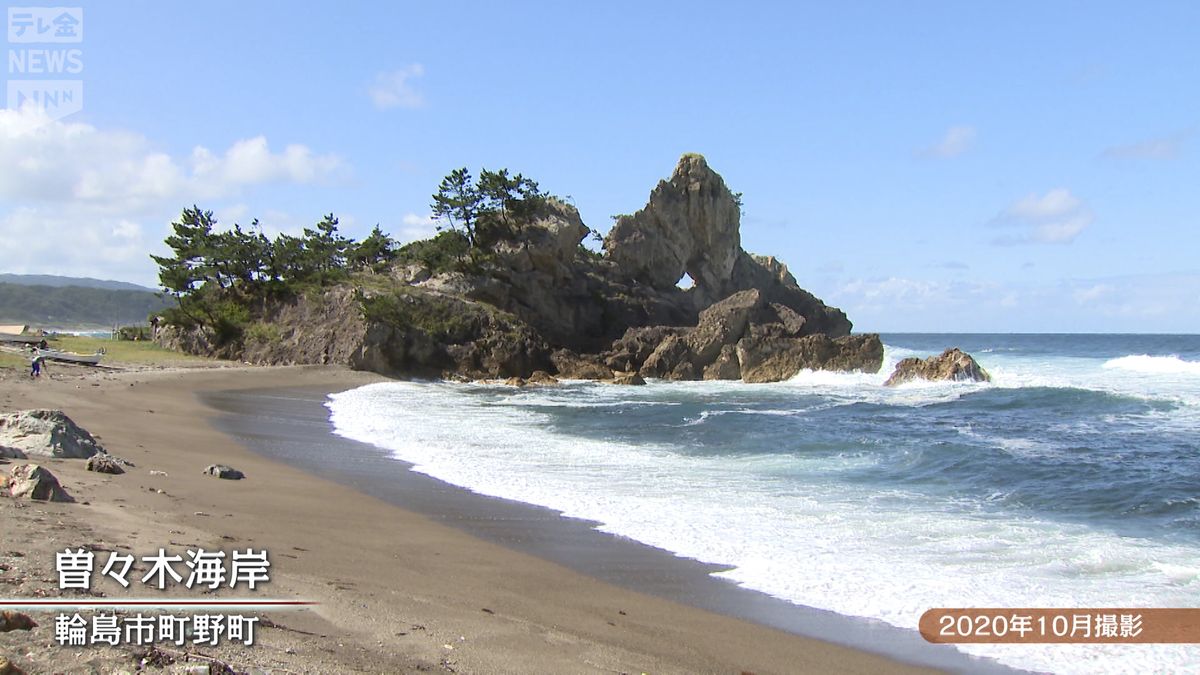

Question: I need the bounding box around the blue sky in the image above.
[2,1,1197,332]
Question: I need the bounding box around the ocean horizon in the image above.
[327,333,1199,674]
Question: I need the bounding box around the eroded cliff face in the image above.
[604,154,852,337]
[160,154,876,382]
[605,153,743,299]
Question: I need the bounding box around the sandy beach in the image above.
[2,363,948,674]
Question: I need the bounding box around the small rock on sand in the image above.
[204,464,244,480]
[86,454,126,475]
[0,610,37,632]
[5,464,73,502]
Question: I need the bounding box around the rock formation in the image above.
[0,611,37,632]
[604,155,853,337]
[605,153,743,298]
[3,464,72,502]
[0,410,103,459]
[86,454,127,475]
[204,464,245,480]
[159,153,881,382]
[884,348,991,386]
[737,331,883,383]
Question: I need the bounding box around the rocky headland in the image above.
[157,154,963,385]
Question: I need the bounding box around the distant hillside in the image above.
[0,282,172,326]
[0,273,155,292]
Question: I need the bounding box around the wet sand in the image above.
[2,365,1011,673]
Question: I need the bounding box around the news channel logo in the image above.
[6,6,84,123]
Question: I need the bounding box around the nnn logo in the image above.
[7,79,82,120]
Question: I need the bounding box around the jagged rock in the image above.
[736,330,884,383]
[0,446,26,460]
[768,303,807,336]
[0,611,37,632]
[393,263,431,285]
[685,289,762,366]
[640,334,695,380]
[884,348,991,386]
[86,454,126,475]
[481,199,629,351]
[550,349,614,380]
[527,371,559,386]
[0,410,103,459]
[203,464,244,480]
[725,253,852,337]
[605,154,742,296]
[603,326,681,372]
[504,199,591,270]
[608,372,647,386]
[353,288,552,379]
[5,464,73,502]
[504,376,527,387]
[703,344,742,380]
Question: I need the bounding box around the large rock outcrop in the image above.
[884,348,990,386]
[0,410,103,459]
[604,155,852,337]
[737,331,883,383]
[593,288,883,382]
[157,153,875,382]
[605,153,742,297]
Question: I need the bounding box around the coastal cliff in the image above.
[158,155,881,382]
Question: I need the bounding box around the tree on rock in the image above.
[350,225,398,272]
[431,168,483,250]
[431,166,551,261]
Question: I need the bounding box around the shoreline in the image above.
[207,381,1019,674]
[1,364,992,673]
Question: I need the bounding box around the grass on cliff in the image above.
[0,335,215,372]
[358,289,481,342]
[0,351,26,370]
[55,335,214,365]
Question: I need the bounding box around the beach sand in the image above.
[2,364,946,674]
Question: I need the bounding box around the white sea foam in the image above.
[1103,354,1200,376]
[327,375,1200,675]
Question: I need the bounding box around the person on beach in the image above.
[30,353,44,378]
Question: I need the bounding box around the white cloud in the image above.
[837,277,948,306]
[991,188,1093,245]
[0,106,344,214]
[1005,188,1080,220]
[0,206,155,285]
[830,273,1200,332]
[397,212,437,242]
[191,136,343,190]
[918,125,975,159]
[369,64,425,110]
[1073,283,1113,304]
[1101,130,1191,160]
[0,105,347,284]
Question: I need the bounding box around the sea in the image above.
[325,334,1200,674]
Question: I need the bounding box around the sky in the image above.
[1,1,1197,333]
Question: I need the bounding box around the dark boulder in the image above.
[736,329,884,383]
[884,348,990,386]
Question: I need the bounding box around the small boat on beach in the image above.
[36,349,104,366]
[0,332,48,345]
